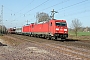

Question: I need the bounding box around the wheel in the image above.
[54,36,57,40]
[47,35,51,40]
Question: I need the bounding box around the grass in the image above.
[68,31,90,40]
[77,32,90,36]
[69,31,90,36]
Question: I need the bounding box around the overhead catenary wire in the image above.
[25,0,50,14]
[39,0,70,11]
[56,0,89,18]
[2,0,90,28]
[16,0,88,20]
[57,0,88,11]
[25,0,88,18]
[20,0,70,21]
[2,0,89,18]
[2,0,35,21]
[15,0,50,20]
[17,0,70,17]
[21,0,89,20]
[61,9,90,17]
[16,0,35,14]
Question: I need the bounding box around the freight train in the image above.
[15,19,68,40]
[8,27,16,34]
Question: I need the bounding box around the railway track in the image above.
[5,34,90,60]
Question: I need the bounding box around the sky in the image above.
[0,0,90,28]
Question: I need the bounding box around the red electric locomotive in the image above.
[31,19,68,40]
[22,19,68,40]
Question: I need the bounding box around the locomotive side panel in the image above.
[32,22,49,35]
[22,25,31,35]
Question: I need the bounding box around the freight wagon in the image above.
[15,28,22,35]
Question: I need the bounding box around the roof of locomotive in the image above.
[50,19,66,22]
[22,19,67,27]
[37,19,66,24]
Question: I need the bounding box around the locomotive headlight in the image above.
[64,29,67,31]
[56,28,59,30]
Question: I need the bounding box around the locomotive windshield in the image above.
[56,22,67,26]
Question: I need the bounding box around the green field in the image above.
[69,31,90,36]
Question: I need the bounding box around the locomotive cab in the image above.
[49,20,68,40]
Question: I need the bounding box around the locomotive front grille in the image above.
[54,33,68,38]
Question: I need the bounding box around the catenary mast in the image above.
[0,5,3,34]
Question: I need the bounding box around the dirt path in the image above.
[0,35,89,60]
